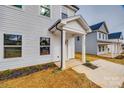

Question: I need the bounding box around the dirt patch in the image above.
[83,62,98,70]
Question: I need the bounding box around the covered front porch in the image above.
[49,15,91,70]
[97,40,122,58]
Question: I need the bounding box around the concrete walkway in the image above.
[72,59,124,88]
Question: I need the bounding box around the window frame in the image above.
[13,5,22,9]
[106,34,108,40]
[4,34,22,58]
[99,32,101,39]
[61,12,68,19]
[40,37,50,55]
[98,45,101,52]
[39,5,51,18]
[102,46,105,51]
[77,36,80,41]
[102,33,104,40]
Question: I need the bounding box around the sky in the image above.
[77,5,124,42]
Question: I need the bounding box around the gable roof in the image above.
[90,22,104,30]
[108,32,123,39]
[49,15,91,33]
[71,5,79,10]
[90,21,109,33]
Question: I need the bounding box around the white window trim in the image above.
[5,5,24,12]
[4,34,22,59]
[38,5,52,19]
[99,32,101,39]
[40,37,50,55]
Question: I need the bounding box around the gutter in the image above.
[55,21,63,69]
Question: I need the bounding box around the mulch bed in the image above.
[83,62,98,70]
[0,63,56,81]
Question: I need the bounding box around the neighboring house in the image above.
[75,21,123,58]
[86,22,110,55]
[76,22,110,55]
[108,32,123,55]
[0,5,91,71]
[122,44,124,53]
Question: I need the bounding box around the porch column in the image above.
[82,34,86,63]
[61,30,66,70]
[111,43,115,58]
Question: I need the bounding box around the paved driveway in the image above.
[72,59,124,88]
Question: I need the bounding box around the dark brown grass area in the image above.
[0,66,100,88]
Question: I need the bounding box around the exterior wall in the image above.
[97,44,108,55]
[99,24,108,33]
[75,36,82,53]
[108,39,123,54]
[62,6,75,17]
[75,32,97,55]
[0,5,64,71]
[86,32,97,54]
[97,31,108,41]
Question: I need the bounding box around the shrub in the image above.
[2,70,13,76]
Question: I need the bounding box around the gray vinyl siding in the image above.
[86,32,97,54]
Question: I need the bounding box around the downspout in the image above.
[55,21,63,69]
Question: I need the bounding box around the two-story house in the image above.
[75,21,123,58]
[0,5,91,71]
[75,22,110,55]
[108,32,123,56]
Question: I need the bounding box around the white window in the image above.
[106,34,108,40]
[98,45,101,52]
[77,36,80,41]
[102,46,105,51]
[40,5,50,17]
[62,13,68,19]
[62,6,68,19]
[99,32,101,39]
[40,37,50,55]
[4,34,22,58]
[102,33,104,40]
[13,5,22,9]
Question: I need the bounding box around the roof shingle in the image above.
[90,22,104,30]
[108,32,122,39]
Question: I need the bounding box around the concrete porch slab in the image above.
[54,59,82,69]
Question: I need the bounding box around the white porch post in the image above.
[111,43,115,58]
[82,34,86,63]
[61,30,66,70]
